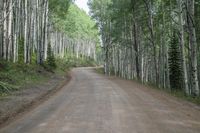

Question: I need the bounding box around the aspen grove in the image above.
[0,0,99,64]
[89,0,200,96]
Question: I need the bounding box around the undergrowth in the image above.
[0,61,50,96]
[0,56,96,96]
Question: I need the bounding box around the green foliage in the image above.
[58,55,96,68]
[0,81,18,94]
[168,31,183,91]
[52,4,99,44]
[18,37,24,64]
[49,0,72,18]
[0,61,49,95]
[46,43,57,71]
[0,54,96,96]
[31,52,37,64]
[0,1,100,96]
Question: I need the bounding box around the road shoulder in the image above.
[0,71,71,128]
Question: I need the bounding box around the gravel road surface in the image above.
[1,68,200,133]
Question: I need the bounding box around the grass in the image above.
[0,56,96,97]
[0,61,50,96]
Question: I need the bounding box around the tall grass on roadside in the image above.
[0,55,97,96]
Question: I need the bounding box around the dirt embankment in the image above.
[0,72,71,127]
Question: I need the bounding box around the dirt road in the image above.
[0,68,200,133]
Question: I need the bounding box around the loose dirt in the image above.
[0,68,200,133]
[0,73,71,128]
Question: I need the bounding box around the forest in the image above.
[1,0,200,132]
[89,0,200,97]
[0,0,200,98]
[0,0,99,63]
[0,0,99,94]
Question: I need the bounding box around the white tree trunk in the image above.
[187,0,199,96]
[24,0,28,63]
[177,0,190,95]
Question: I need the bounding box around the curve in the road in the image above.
[0,68,200,133]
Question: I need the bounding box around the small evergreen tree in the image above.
[47,43,57,69]
[18,38,24,64]
[168,31,183,91]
